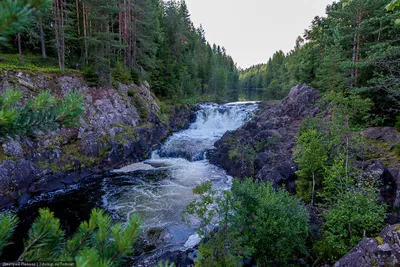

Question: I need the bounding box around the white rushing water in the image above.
[103,102,258,257]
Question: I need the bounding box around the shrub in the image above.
[233,179,309,266]
[83,66,100,86]
[395,116,400,132]
[0,208,141,265]
[112,61,131,84]
[315,188,386,262]
[130,68,141,85]
[182,179,310,266]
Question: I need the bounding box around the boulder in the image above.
[334,224,400,267]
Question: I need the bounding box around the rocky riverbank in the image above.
[0,71,197,209]
[208,84,400,266]
[208,84,321,192]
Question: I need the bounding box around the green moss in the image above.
[128,89,136,97]
[0,54,80,74]
[393,225,400,231]
[393,143,400,157]
[375,236,384,245]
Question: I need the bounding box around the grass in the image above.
[0,53,81,74]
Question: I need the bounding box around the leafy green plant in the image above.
[395,116,400,132]
[294,128,329,205]
[182,179,310,266]
[0,208,141,266]
[315,188,386,262]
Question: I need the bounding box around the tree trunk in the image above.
[311,172,315,206]
[17,33,23,65]
[82,1,88,65]
[60,0,65,71]
[39,21,47,59]
[76,0,80,36]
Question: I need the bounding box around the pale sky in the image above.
[184,0,333,69]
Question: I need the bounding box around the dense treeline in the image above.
[0,0,239,100]
[240,0,400,124]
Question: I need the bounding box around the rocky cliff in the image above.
[0,71,196,209]
[208,84,321,192]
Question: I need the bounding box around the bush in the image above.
[83,66,100,86]
[233,179,309,266]
[130,68,141,85]
[315,188,386,262]
[182,179,310,266]
[395,116,400,132]
[112,61,131,84]
[0,208,141,265]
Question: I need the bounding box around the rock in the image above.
[0,71,197,209]
[359,160,397,206]
[334,224,400,267]
[209,84,320,189]
[2,140,25,158]
[156,250,195,267]
[363,127,400,143]
[184,234,201,248]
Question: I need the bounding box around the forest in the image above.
[0,0,239,101]
[239,0,400,126]
[1,0,400,267]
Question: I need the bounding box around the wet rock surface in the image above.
[208,84,321,190]
[0,71,196,209]
[334,224,400,267]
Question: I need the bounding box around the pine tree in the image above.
[0,208,142,266]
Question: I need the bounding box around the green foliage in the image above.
[155,261,175,267]
[1,0,239,100]
[233,179,309,266]
[0,0,51,43]
[0,213,18,255]
[315,188,386,262]
[0,88,85,138]
[132,93,149,121]
[181,182,216,237]
[21,208,64,261]
[182,179,310,266]
[294,129,329,204]
[112,61,132,84]
[0,208,142,266]
[396,116,400,131]
[393,142,400,157]
[83,67,100,87]
[239,0,400,123]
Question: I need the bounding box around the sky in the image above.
[184,0,333,69]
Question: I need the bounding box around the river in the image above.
[1,102,258,265]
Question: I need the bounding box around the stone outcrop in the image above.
[334,224,400,267]
[361,127,400,209]
[208,84,321,191]
[0,71,196,209]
